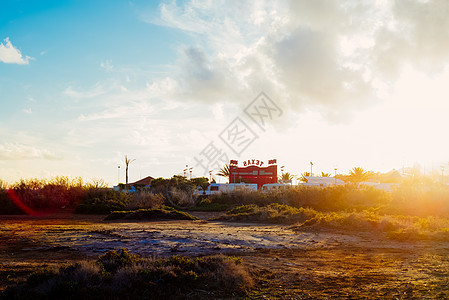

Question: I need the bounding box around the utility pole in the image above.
[117,165,120,185]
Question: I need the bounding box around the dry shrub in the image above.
[167,187,195,207]
[198,256,254,293]
[209,185,390,212]
[2,176,104,214]
[388,182,449,217]
[126,191,164,210]
[1,250,253,299]
[0,179,7,189]
[220,203,317,224]
[294,210,449,242]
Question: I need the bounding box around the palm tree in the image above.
[299,172,312,183]
[320,172,331,177]
[216,164,230,179]
[279,172,294,181]
[348,167,372,183]
[125,155,136,190]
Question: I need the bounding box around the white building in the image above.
[359,182,400,192]
[198,183,258,195]
[261,183,292,192]
[300,176,345,187]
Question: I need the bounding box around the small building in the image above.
[229,163,278,190]
[261,183,291,192]
[301,176,345,187]
[113,176,154,192]
[199,183,258,195]
[359,181,400,192]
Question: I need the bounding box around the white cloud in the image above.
[0,37,32,65]
[63,82,110,99]
[0,143,59,160]
[22,108,32,114]
[100,60,113,71]
[141,0,449,123]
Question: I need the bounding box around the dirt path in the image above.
[2,213,449,298]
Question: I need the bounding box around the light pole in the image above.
[184,165,188,177]
[310,162,313,177]
[189,167,193,179]
[280,165,285,183]
[334,168,337,185]
[209,170,213,182]
[117,166,120,185]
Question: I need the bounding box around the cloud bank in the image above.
[143,0,449,122]
[0,37,32,65]
[0,143,59,160]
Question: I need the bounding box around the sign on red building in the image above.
[229,159,278,189]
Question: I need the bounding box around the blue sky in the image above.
[2,0,449,185]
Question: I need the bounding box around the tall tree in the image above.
[348,167,372,183]
[216,164,230,179]
[279,172,294,181]
[125,155,136,190]
[299,172,312,183]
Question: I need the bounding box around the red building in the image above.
[229,160,278,189]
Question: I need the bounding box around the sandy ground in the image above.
[2,212,449,298]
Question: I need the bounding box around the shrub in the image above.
[188,198,233,211]
[208,186,390,213]
[219,203,317,224]
[0,186,22,214]
[96,249,140,274]
[104,207,199,221]
[387,182,449,217]
[292,210,449,241]
[1,250,253,299]
[0,177,129,215]
[126,191,165,210]
[76,189,130,214]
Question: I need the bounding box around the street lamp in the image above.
[189,167,193,179]
[334,168,337,185]
[310,162,313,176]
[117,166,120,185]
[184,165,188,177]
[209,170,213,182]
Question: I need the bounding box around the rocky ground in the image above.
[2,212,449,298]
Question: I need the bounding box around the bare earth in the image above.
[2,212,449,299]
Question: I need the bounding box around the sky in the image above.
[1,0,449,186]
